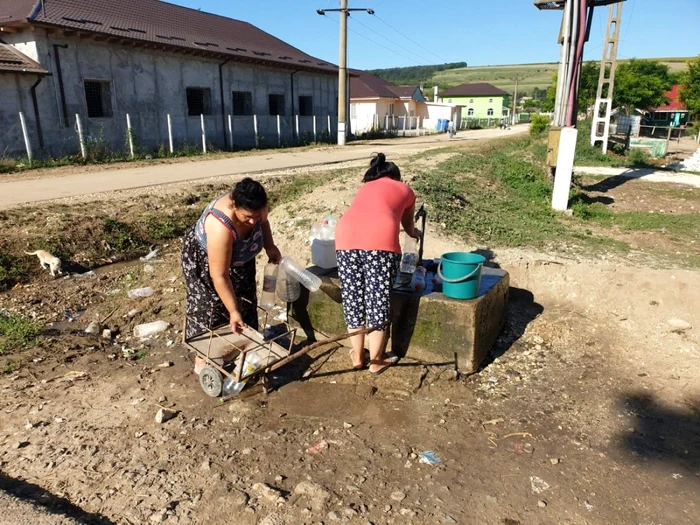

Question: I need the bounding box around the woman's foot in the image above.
[369,357,395,376]
[194,356,206,375]
[349,348,369,370]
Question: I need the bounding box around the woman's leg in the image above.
[230,259,259,330]
[337,250,367,369]
[364,251,401,374]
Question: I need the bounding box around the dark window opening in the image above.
[187,87,212,116]
[233,91,253,116]
[84,80,113,118]
[299,96,313,117]
[268,94,285,116]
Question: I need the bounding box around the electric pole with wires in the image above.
[317,2,374,146]
[511,77,525,125]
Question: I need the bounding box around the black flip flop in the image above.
[369,360,394,377]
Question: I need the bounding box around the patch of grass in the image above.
[0,312,42,354]
[103,218,148,254]
[3,361,21,374]
[0,252,26,291]
[530,115,551,137]
[268,170,343,208]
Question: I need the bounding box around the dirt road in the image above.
[0,127,527,209]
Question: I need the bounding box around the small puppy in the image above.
[25,250,63,277]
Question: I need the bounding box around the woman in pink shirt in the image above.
[335,153,421,375]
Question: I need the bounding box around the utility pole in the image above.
[590,2,623,153]
[317,3,374,146]
[511,77,525,125]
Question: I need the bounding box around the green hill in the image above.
[373,58,692,96]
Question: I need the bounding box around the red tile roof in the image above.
[650,85,687,112]
[0,39,48,74]
[440,83,509,97]
[0,0,337,74]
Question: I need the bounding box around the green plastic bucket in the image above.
[438,252,485,300]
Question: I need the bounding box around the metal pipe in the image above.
[29,75,44,149]
[218,58,231,149]
[566,0,588,127]
[562,0,579,126]
[554,0,571,126]
[52,44,69,128]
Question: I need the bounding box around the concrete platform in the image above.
[291,264,509,373]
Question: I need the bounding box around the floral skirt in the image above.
[181,226,258,339]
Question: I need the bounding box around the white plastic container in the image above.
[222,352,262,397]
[311,238,337,269]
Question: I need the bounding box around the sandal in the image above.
[369,359,395,377]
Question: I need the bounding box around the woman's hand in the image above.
[229,310,245,334]
[265,244,282,264]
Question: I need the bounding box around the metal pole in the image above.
[338,0,348,145]
[200,114,207,153]
[295,114,300,143]
[228,114,233,150]
[75,113,86,159]
[167,114,174,154]
[277,114,281,147]
[554,0,572,127]
[253,115,259,148]
[313,115,317,142]
[328,114,332,138]
[19,112,33,164]
[126,113,135,158]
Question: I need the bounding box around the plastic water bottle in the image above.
[410,266,427,294]
[277,267,301,303]
[133,320,169,338]
[260,261,279,310]
[310,223,321,242]
[127,286,154,299]
[222,352,262,397]
[280,257,322,292]
[400,234,419,274]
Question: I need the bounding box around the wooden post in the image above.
[19,112,32,164]
[277,115,281,147]
[126,113,135,158]
[403,115,407,136]
[75,113,86,159]
[295,114,300,143]
[253,115,259,148]
[228,114,233,150]
[313,115,317,143]
[167,114,174,154]
[200,114,207,153]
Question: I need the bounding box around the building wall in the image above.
[0,74,40,156]
[0,29,338,157]
[440,95,504,119]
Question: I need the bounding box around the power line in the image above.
[349,14,435,64]
[372,13,449,64]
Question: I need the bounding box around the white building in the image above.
[0,0,339,158]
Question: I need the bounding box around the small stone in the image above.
[533,336,544,345]
[550,458,560,465]
[253,482,285,503]
[128,309,139,317]
[327,511,341,521]
[485,495,498,504]
[13,441,30,449]
[293,481,331,511]
[102,329,112,340]
[274,475,284,483]
[158,361,174,368]
[131,398,146,406]
[257,513,283,525]
[229,490,249,509]
[668,318,692,331]
[343,422,353,429]
[158,396,168,403]
[212,473,222,481]
[200,460,211,472]
[390,491,406,502]
[155,408,177,424]
[384,505,392,513]
[343,507,358,518]
[85,321,100,335]
[241,447,253,455]
[144,264,155,273]
[538,500,547,508]
[149,509,167,523]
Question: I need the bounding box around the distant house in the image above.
[646,85,689,127]
[349,70,463,133]
[0,0,339,157]
[439,83,509,119]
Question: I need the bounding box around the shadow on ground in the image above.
[0,472,116,524]
[617,393,700,474]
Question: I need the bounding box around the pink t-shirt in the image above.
[335,177,416,254]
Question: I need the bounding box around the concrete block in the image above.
[291,265,509,374]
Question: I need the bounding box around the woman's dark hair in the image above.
[363,153,401,183]
[231,177,268,211]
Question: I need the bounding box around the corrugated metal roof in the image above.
[350,69,399,99]
[0,39,48,74]
[441,83,509,97]
[0,0,337,74]
[650,85,687,112]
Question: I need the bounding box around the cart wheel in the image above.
[199,366,223,398]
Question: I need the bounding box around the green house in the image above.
[439,83,509,119]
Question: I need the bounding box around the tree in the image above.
[541,75,557,112]
[577,62,600,113]
[679,55,700,117]
[524,99,541,110]
[613,59,673,111]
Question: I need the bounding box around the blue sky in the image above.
[175,0,699,69]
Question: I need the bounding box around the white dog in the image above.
[25,250,63,277]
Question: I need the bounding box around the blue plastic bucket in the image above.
[438,252,485,300]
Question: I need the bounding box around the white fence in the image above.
[1,111,339,161]
[351,114,424,137]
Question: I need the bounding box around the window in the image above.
[269,94,285,116]
[350,104,357,119]
[468,108,475,116]
[388,103,395,116]
[489,98,494,103]
[448,99,453,103]
[469,99,474,103]
[487,108,494,116]
[186,87,212,116]
[299,95,313,116]
[232,91,253,116]
[654,112,668,122]
[84,80,113,118]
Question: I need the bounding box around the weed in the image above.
[103,218,146,253]
[628,149,651,167]
[0,252,26,291]
[0,311,42,354]
[530,115,551,137]
[3,361,21,374]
